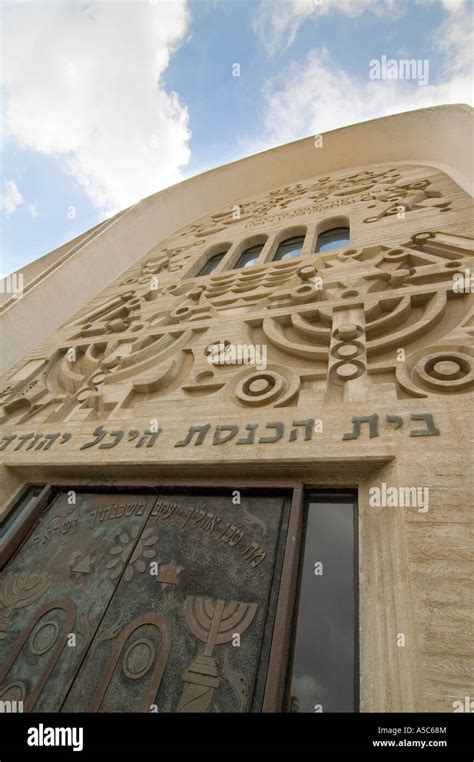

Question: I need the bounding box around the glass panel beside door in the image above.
[288,492,358,712]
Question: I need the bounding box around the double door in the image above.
[0,490,289,712]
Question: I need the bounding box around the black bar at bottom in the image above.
[0,712,472,757]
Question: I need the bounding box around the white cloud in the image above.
[291,673,327,712]
[27,203,39,218]
[248,2,473,152]
[2,180,24,216]
[432,1,474,74]
[253,0,401,56]
[253,0,471,57]
[1,1,191,216]
[417,0,467,11]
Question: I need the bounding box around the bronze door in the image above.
[0,490,289,712]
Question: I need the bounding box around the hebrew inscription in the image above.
[0,412,441,456]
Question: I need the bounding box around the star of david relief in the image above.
[0,162,472,422]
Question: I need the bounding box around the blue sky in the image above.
[1,0,472,275]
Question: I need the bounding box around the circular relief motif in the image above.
[332,342,361,360]
[335,362,360,380]
[90,371,107,386]
[333,323,363,342]
[410,231,434,246]
[290,284,316,303]
[122,637,156,680]
[340,289,360,300]
[416,352,473,391]
[330,323,366,384]
[397,346,474,396]
[297,265,317,281]
[236,371,284,405]
[389,268,412,286]
[329,359,366,385]
[120,277,138,285]
[232,365,300,407]
[30,620,60,655]
[383,248,408,262]
[406,180,429,191]
[169,304,194,322]
[336,248,363,262]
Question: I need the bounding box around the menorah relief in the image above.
[177,596,257,712]
[0,574,52,634]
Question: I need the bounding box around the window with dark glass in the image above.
[315,227,350,252]
[273,236,305,262]
[234,244,264,269]
[197,252,226,276]
[289,492,357,713]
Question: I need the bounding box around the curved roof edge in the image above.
[1,104,472,373]
[140,102,473,206]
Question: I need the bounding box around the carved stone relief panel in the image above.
[56,163,458,295]
[0,164,472,428]
[1,235,472,424]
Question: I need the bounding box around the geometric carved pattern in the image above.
[1,164,473,423]
[396,345,474,397]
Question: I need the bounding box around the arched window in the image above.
[234,244,264,269]
[315,227,350,253]
[197,251,226,276]
[273,236,305,262]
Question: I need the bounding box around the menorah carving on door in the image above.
[177,595,257,712]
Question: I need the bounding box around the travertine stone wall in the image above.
[0,123,473,712]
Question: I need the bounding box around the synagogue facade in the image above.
[0,105,472,713]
